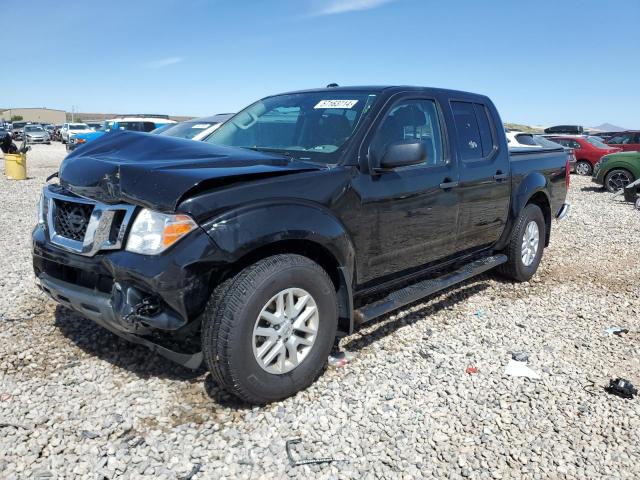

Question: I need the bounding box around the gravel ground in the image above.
[1,144,639,479]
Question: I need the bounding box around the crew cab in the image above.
[33,86,570,403]
[67,116,176,151]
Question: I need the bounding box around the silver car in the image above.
[23,125,51,144]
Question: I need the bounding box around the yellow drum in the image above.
[4,153,27,180]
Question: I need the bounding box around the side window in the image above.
[451,101,483,161]
[370,99,444,166]
[142,122,156,132]
[474,104,496,156]
[633,133,640,144]
[572,140,581,149]
[609,134,630,145]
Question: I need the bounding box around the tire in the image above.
[202,254,338,404]
[62,139,67,144]
[635,198,640,210]
[497,204,545,282]
[604,169,634,193]
[575,160,592,176]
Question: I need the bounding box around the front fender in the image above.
[200,201,356,279]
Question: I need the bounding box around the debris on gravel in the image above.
[1,145,639,479]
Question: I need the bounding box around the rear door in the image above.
[351,95,459,284]
[450,100,510,253]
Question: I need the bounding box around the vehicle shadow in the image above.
[53,305,205,382]
[581,185,603,192]
[342,279,490,353]
[53,306,252,408]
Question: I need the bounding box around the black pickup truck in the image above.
[33,86,570,403]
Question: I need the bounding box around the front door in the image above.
[450,101,511,253]
[351,97,460,285]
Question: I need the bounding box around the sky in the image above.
[1,0,639,128]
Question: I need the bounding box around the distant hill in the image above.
[591,123,627,132]
[504,123,544,133]
[67,112,194,122]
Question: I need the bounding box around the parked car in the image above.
[593,151,640,192]
[506,131,542,148]
[155,114,234,141]
[60,123,93,144]
[544,125,583,135]
[23,124,51,144]
[605,131,640,152]
[33,86,570,403]
[68,116,176,151]
[546,135,621,175]
[532,135,577,172]
[10,121,30,140]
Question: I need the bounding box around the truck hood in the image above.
[59,131,322,212]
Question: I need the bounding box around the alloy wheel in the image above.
[521,221,540,267]
[252,288,319,374]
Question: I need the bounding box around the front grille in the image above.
[53,199,93,242]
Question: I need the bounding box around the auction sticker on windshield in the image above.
[314,100,358,109]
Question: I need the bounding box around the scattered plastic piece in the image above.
[0,394,11,401]
[473,309,485,318]
[605,327,629,337]
[465,366,478,375]
[286,438,345,467]
[504,360,541,379]
[328,350,355,368]
[511,352,529,362]
[179,463,202,480]
[81,430,99,440]
[605,378,637,399]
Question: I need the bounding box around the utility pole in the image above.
[71,105,75,122]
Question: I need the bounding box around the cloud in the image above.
[144,57,183,69]
[313,0,398,16]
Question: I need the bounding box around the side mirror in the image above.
[377,141,426,171]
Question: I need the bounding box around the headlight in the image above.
[126,209,197,255]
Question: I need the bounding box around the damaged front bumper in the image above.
[32,219,221,369]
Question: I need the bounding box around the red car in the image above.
[547,135,621,176]
[606,131,640,152]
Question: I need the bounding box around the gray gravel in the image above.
[1,144,639,479]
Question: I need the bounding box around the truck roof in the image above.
[274,85,492,102]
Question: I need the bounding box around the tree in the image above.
[10,115,23,122]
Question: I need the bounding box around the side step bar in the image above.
[354,254,507,324]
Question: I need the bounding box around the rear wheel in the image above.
[605,169,634,192]
[202,254,338,404]
[575,160,592,176]
[497,204,546,282]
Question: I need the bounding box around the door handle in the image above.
[439,180,459,190]
[493,172,508,181]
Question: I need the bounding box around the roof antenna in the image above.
[326,83,339,88]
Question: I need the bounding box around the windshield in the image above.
[586,136,610,149]
[205,91,378,162]
[160,121,216,139]
[24,126,44,132]
[69,123,89,130]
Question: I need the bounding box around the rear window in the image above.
[585,136,609,148]
[515,134,537,146]
[69,123,89,130]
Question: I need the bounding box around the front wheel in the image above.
[575,160,593,176]
[497,204,546,282]
[604,169,634,193]
[202,254,338,404]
